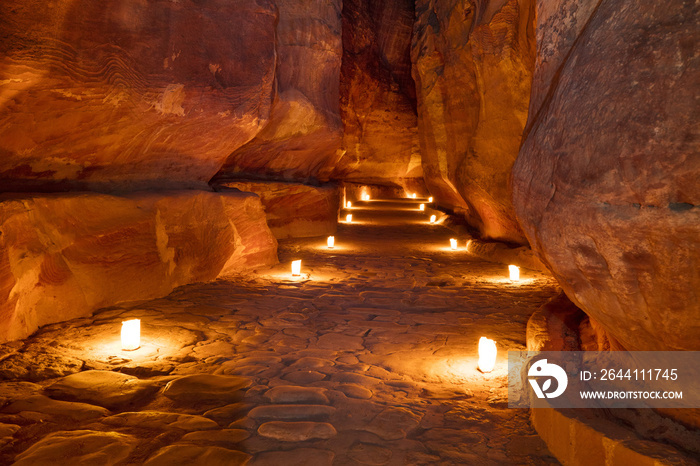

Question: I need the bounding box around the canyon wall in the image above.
[214,1,344,183]
[0,191,277,343]
[216,182,339,240]
[512,0,700,351]
[411,0,535,243]
[0,0,290,342]
[0,0,278,192]
[331,0,423,191]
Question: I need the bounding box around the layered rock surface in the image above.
[215,1,344,183]
[0,0,277,191]
[512,0,700,350]
[411,0,535,243]
[0,191,277,342]
[332,0,423,190]
[218,182,339,239]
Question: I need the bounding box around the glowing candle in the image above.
[428,196,433,203]
[346,214,353,223]
[478,337,497,373]
[412,193,417,199]
[362,193,370,201]
[346,201,352,208]
[121,319,140,351]
[450,238,457,250]
[419,204,425,211]
[509,265,520,281]
[430,214,436,224]
[292,260,302,276]
[327,236,335,249]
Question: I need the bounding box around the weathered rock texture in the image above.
[215,1,344,183]
[0,191,277,342]
[217,182,340,239]
[512,0,700,351]
[411,0,535,243]
[0,0,277,191]
[331,0,423,190]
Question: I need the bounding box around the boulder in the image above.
[44,370,158,409]
[13,430,138,466]
[0,190,277,342]
[411,0,535,243]
[512,0,700,350]
[144,445,250,466]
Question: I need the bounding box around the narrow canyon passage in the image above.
[0,199,561,465]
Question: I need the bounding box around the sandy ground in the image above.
[0,198,561,465]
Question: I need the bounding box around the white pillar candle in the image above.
[346,214,352,223]
[428,196,433,203]
[346,201,352,208]
[292,260,302,276]
[412,193,417,199]
[327,236,335,248]
[509,265,520,281]
[419,203,425,211]
[450,238,457,250]
[478,337,497,372]
[429,215,436,224]
[121,319,140,351]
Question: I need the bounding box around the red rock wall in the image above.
[330,0,423,190]
[512,0,700,351]
[0,0,277,191]
[217,182,339,239]
[214,1,344,183]
[0,191,277,343]
[411,0,535,244]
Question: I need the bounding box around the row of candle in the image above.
[285,192,503,374]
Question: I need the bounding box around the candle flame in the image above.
[509,265,520,281]
[291,260,302,276]
[478,337,497,372]
[121,319,140,351]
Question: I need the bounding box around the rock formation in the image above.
[0,191,277,343]
[512,0,700,351]
[0,0,278,191]
[331,0,423,190]
[214,1,344,183]
[411,0,535,244]
[217,182,339,239]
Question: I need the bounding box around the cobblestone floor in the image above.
[0,199,561,465]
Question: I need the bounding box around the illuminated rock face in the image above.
[0,191,277,343]
[0,0,277,191]
[214,1,344,183]
[411,0,535,244]
[217,182,340,239]
[331,0,423,190]
[512,0,699,350]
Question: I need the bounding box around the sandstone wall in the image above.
[0,0,277,191]
[331,0,423,190]
[214,1,344,183]
[512,0,700,351]
[217,182,339,239]
[411,0,535,244]
[0,191,277,343]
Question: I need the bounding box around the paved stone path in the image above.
[0,199,560,465]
